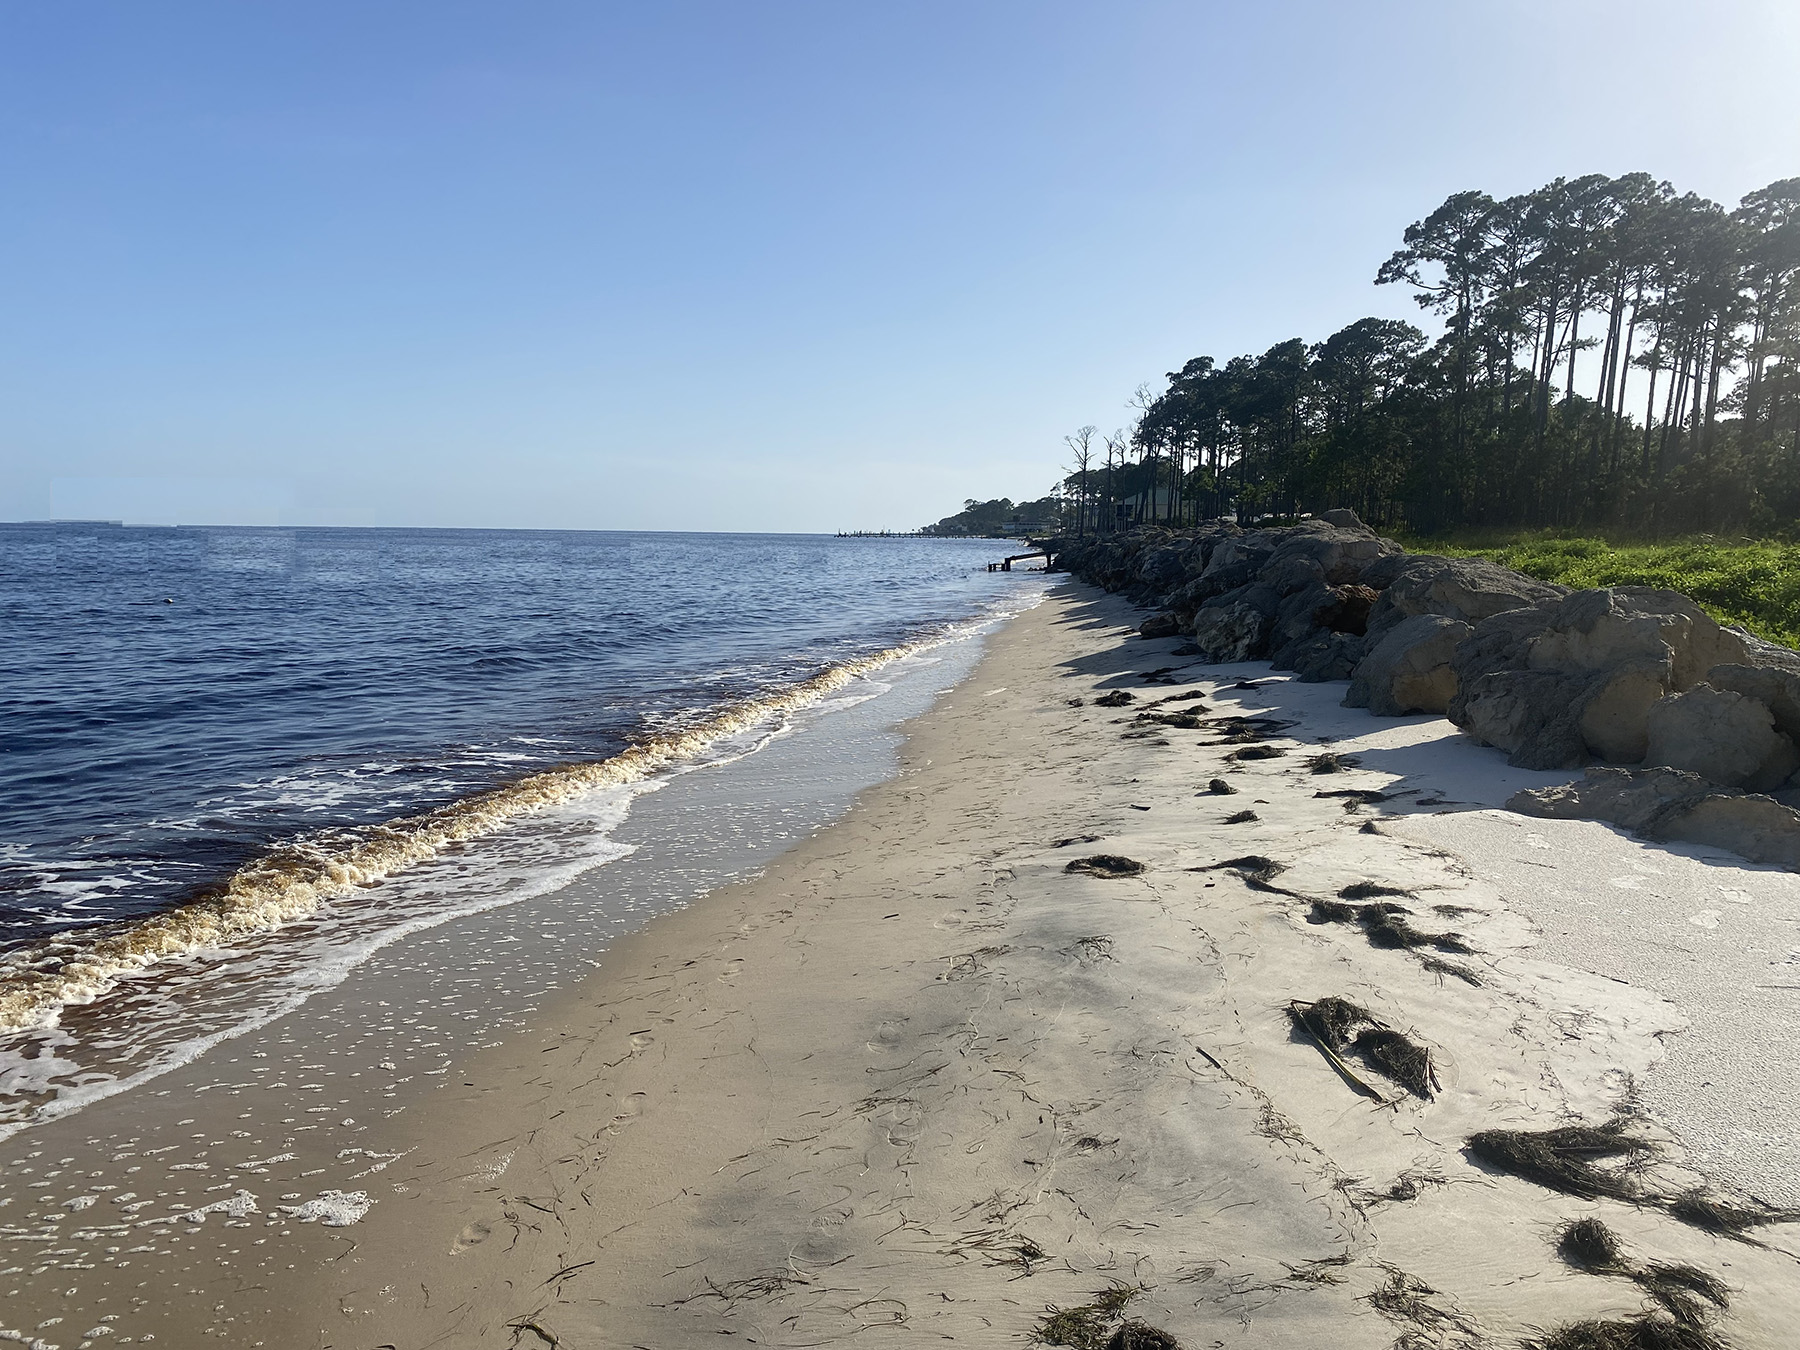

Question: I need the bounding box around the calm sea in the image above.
[0,524,1042,1132]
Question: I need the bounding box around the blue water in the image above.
[0,525,1020,956]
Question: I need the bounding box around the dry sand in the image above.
[9,583,1799,1348]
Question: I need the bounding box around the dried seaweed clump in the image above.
[1364,1269,1481,1343]
[1192,855,1293,894]
[1093,690,1136,708]
[1288,995,1372,1048]
[1307,898,1472,954]
[1223,809,1259,824]
[1557,1217,1626,1270]
[1287,998,1436,1099]
[1339,881,1412,900]
[1552,1220,1732,1337]
[1528,1315,1725,1349]
[1466,1120,1650,1201]
[1306,752,1361,774]
[1065,855,1145,878]
[1137,709,1206,729]
[1352,1027,1435,1099]
[1668,1189,1800,1236]
[1105,1322,1180,1350]
[1226,744,1286,761]
[1637,1264,1730,1324]
[1034,1285,1154,1349]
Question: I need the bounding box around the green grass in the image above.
[1393,529,1800,649]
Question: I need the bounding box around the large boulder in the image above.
[1258,524,1403,590]
[1527,588,1748,690]
[1447,588,1759,767]
[1190,601,1274,662]
[1267,580,1373,654]
[1365,556,1565,641]
[1456,668,1594,769]
[1642,685,1800,791]
[1508,765,1718,833]
[1139,612,1182,640]
[1706,663,1800,740]
[1575,658,1673,762]
[1344,614,1472,716]
[1509,766,1800,870]
[1281,631,1366,682]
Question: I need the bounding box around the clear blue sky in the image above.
[2,1,1796,530]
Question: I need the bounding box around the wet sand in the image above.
[8,584,1799,1348]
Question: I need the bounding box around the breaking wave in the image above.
[0,635,940,1033]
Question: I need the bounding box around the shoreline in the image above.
[0,606,1018,1348]
[256,584,1796,1347]
[5,582,1796,1348]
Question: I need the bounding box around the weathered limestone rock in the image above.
[1280,631,1365,682]
[1267,582,1381,673]
[1576,658,1674,762]
[1259,552,1328,596]
[1643,685,1800,791]
[1139,612,1182,640]
[1448,589,1749,765]
[1508,765,1717,833]
[1528,587,1748,690]
[1706,663,1800,740]
[1258,524,1402,589]
[1509,766,1800,870]
[1190,602,1273,662]
[1670,794,1800,869]
[1344,614,1471,716]
[1365,556,1565,640]
[1457,668,1593,770]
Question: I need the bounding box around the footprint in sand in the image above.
[608,1091,649,1131]
[452,1221,491,1253]
[1720,887,1752,905]
[1688,909,1723,929]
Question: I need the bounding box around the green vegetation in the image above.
[921,493,1063,537]
[1060,173,1800,538]
[1399,528,1800,646]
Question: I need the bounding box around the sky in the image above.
[1,1,1797,532]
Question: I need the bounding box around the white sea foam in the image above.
[278,1189,371,1226]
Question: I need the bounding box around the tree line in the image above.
[1060,173,1800,537]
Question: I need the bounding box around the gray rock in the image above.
[1269,581,1342,654]
[1139,612,1182,640]
[1365,556,1565,641]
[1200,536,1277,583]
[1258,525,1401,588]
[1509,766,1800,870]
[1280,631,1365,682]
[1528,587,1748,691]
[1457,668,1593,770]
[1706,663,1800,740]
[1643,684,1800,791]
[1446,604,1560,724]
[1576,657,1673,762]
[1318,508,1367,530]
[1670,794,1800,869]
[1259,552,1328,596]
[1190,601,1273,662]
[1344,614,1471,716]
[1508,765,1718,832]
